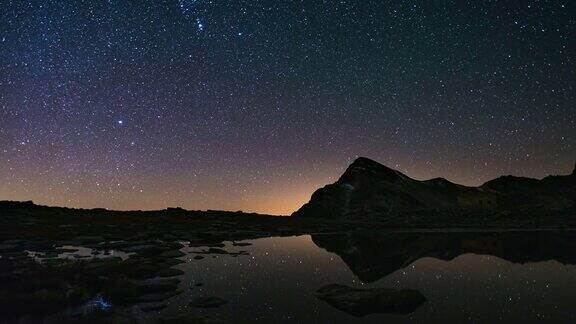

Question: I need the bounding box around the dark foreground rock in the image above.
[139,301,168,312]
[194,247,249,256]
[316,284,425,317]
[160,314,227,324]
[232,242,252,247]
[190,296,228,308]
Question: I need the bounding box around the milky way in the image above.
[0,1,574,214]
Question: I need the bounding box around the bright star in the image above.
[118,120,124,125]
[196,18,204,31]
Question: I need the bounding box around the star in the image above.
[196,18,204,31]
[0,0,573,215]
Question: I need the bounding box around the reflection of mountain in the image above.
[311,231,576,283]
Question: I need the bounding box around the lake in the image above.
[130,231,576,323]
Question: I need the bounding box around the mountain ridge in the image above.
[292,157,576,219]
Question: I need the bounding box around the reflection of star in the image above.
[118,120,124,125]
[196,18,204,31]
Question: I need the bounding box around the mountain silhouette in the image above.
[293,157,575,219]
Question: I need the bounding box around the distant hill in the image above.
[292,157,576,219]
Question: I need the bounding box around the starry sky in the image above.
[0,0,574,215]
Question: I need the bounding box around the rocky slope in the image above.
[292,157,575,219]
[481,162,576,211]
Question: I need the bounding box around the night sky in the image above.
[0,1,574,215]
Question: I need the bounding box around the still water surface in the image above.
[146,232,576,323]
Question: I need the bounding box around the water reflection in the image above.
[153,231,576,323]
[311,230,576,283]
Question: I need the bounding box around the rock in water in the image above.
[189,296,228,308]
[139,301,168,312]
[232,242,252,247]
[316,284,425,317]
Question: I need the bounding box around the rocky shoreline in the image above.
[1,200,575,322]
